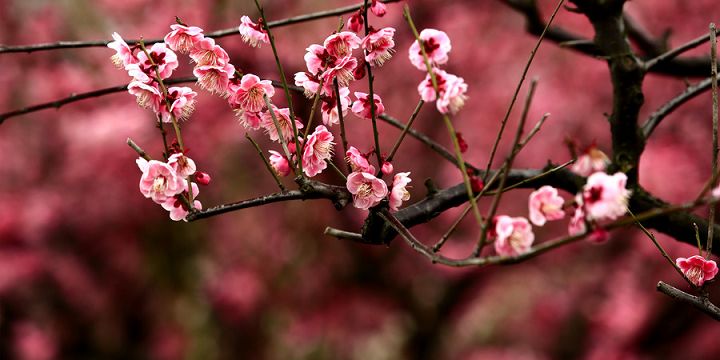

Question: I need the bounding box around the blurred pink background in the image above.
[1,0,720,358]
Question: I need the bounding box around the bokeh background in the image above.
[2,0,720,359]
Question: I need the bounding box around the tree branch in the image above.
[657,281,720,321]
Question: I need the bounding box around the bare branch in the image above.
[657,281,720,321]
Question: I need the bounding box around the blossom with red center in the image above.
[437,74,468,114]
[346,171,388,210]
[581,172,631,221]
[347,11,364,33]
[269,150,291,177]
[127,80,162,111]
[389,172,411,211]
[167,153,197,178]
[164,24,204,54]
[107,32,138,68]
[321,55,358,87]
[159,86,197,122]
[235,109,263,130]
[189,37,230,67]
[362,27,396,67]
[676,255,718,286]
[568,206,587,235]
[135,42,179,80]
[302,125,335,177]
[528,186,565,226]
[161,182,202,221]
[260,107,304,142]
[238,16,269,48]
[136,158,185,204]
[125,63,153,83]
[227,74,275,112]
[346,146,375,173]
[571,145,610,177]
[320,87,351,126]
[294,71,325,98]
[324,31,362,58]
[193,63,235,95]
[351,92,385,119]
[304,44,329,75]
[494,215,534,257]
[370,0,387,17]
[408,29,452,71]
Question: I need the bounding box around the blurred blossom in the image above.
[13,323,57,360]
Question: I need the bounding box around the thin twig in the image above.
[263,95,295,173]
[644,27,720,70]
[362,0,384,170]
[333,78,351,173]
[709,23,719,257]
[324,227,366,242]
[126,138,151,160]
[385,100,424,164]
[245,133,287,192]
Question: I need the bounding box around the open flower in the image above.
[494,216,534,257]
[159,86,197,122]
[269,150,291,177]
[164,24,204,53]
[189,37,230,67]
[260,107,304,142]
[528,186,565,226]
[408,29,452,71]
[581,172,631,221]
[351,92,385,119]
[136,158,185,204]
[389,172,411,211]
[572,145,610,177]
[320,86,351,126]
[193,63,235,95]
[235,109,263,130]
[346,146,375,173]
[238,16,269,47]
[437,74,468,114]
[676,255,718,286]
[321,55,358,87]
[324,31,361,58]
[302,125,335,177]
[135,42,179,80]
[161,182,201,221]
[346,171,388,210]
[362,27,396,67]
[294,71,324,98]
[167,153,197,178]
[108,32,138,68]
[127,81,161,111]
[227,74,275,112]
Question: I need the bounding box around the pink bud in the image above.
[195,171,212,185]
[587,229,609,244]
[347,11,364,33]
[470,176,484,193]
[381,161,393,175]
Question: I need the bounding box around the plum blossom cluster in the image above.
[136,152,204,221]
[409,29,468,114]
[490,171,631,257]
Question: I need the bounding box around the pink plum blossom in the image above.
[581,172,631,221]
[320,86,351,126]
[568,206,587,236]
[136,158,185,204]
[346,146,375,173]
[125,63,153,83]
[408,29,452,71]
[346,172,388,210]
[713,183,720,199]
[347,11,364,33]
[235,109,263,130]
[324,32,361,58]
[135,42,178,80]
[167,153,197,178]
[107,32,138,68]
[494,215,534,257]
[227,74,275,112]
[294,71,324,98]
[417,68,450,102]
[362,27,396,67]
[381,161,393,175]
[238,16,269,48]
[261,107,304,142]
[528,186,565,226]
[304,44,329,75]
[322,55,358,87]
[676,255,718,286]
[351,92,385,119]
[195,171,212,185]
[189,37,230,66]
[437,74,468,114]
[127,81,161,111]
[269,150,292,177]
[159,86,197,122]
[572,145,610,177]
[164,24,204,53]
[161,182,201,221]
[389,172,411,211]
[302,125,335,177]
[193,63,235,95]
[370,0,387,17]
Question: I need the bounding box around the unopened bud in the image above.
[195,171,212,185]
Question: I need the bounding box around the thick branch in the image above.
[657,282,720,321]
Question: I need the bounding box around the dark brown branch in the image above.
[657,281,720,321]
[645,28,720,71]
[0,0,401,54]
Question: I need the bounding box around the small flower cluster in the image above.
[409,29,468,114]
[345,146,411,211]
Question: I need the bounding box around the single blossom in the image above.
[324,31,362,58]
[161,182,202,221]
[676,255,719,286]
[164,24,204,53]
[261,107,304,142]
[189,37,230,67]
[389,172,411,211]
[195,171,212,185]
[159,86,197,122]
[238,16,269,47]
[494,215,534,257]
[235,109,263,130]
[302,125,335,177]
[227,74,275,112]
[127,81,162,111]
[320,87,351,126]
[436,74,468,114]
[346,146,375,173]
[347,11,364,33]
[136,158,185,204]
[294,71,325,98]
[135,42,179,80]
[125,63,153,83]
[581,172,631,221]
[167,153,197,178]
[346,171,388,210]
[304,44,329,76]
[528,186,566,226]
[408,29,452,71]
[572,145,610,177]
[370,0,387,17]
[381,161,393,175]
[107,32,138,68]
[269,150,291,177]
[351,92,385,119]
[362,27,396,67]
[568,206,587,236]
[193,63,235,95]
[321,55,358,87]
